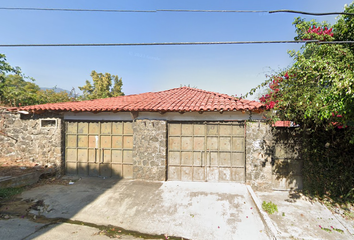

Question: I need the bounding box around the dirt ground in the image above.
[0,157,48,177]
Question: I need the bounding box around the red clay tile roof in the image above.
[13,87,265,113]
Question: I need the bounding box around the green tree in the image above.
[35,88,74,105]
[1,74,40,106]
[79,70,124,100]
[334,3,354,52]
[0,54,22,104]
[248,6,354,201]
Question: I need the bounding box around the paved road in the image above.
[16,178,268,240]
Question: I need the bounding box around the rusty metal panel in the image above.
[219,168,231,182]
[193,137,204,151]
[219,152,231,166]
[101,136,111,148]
[77,122,88,134]
[232,124,244,136]
[88,135,97,148]
[169,152,180,165]
[206,167,219,182]
[219,125,232,136]
[78,135,88,148]
[193,152,202,166]
[181,167,193,181]
[66,149,77,161]
[77,149,88,162]
[207,124,218,135]
[100,122,111,134]
[123,136,133,149]
[103,149,111,163]
[168,166,180,180]
[167,122,245,182]
[181,152,193,165]
[112,136,123,148]
[65,120,133,179]
[169,123,181,136]
[181,137,193,151]
[66,122,77,134]
[123,122,133,134]
[112,150,122,163]
[66,135,77,148]
[123,165,133,178]
[78,163,88,176]
[193,167,205,181]
[123,150,133,164]
[209,152,218,166]
[169,137,180,150]
[206,137,218,150]
[112,122,123,135]
[88,149,96,163]
[100,163,111,177]
[89,122,99,134]
[89,163,99,176]
[232,137,244,151]
[231,168,245,182]
[111,164,122,178]
[182,124,193,135]
[220,137,231,151]
[193,124,205,136]
[66,162,77,175]
[231,153,244,167]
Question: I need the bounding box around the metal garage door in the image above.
[65,121,133,178]
[168,122,245,182]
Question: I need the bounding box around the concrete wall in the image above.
[245,121,273,191]
[0,109,64,175]
[132,119,167,181]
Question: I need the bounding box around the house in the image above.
[1,87,302,190]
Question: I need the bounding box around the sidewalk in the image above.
[253,190,354,240]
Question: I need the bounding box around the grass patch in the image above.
[262,201,278,214]
[0,187,24,201]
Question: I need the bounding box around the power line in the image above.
[0,40,343,48]
[0,7,155,13]
[269,10,354,16]
[0,7,353,16]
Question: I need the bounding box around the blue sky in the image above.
[0,0,352,100]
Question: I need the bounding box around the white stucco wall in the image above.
[63,111,264,121]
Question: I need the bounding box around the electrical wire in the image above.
[0,7,353,16]
[269,10,354,16]
[0,40,320,48]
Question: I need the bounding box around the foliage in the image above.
[0,74,40,106]
[262,201,278,214]
[334,3,354,53]
[0,187,23,200]
[0,74,75,107]
[79,70,124,100]
[35,88,76,105]
[247,2,354,202]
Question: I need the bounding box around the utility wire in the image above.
[269,10,354,16]
[0,7,353,16]
[2,40,353,48]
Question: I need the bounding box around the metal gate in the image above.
[167,122,245,182]
[65,121,133,178]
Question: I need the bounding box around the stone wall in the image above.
[245,121,273,191]
[132,119,167,181]
[0,109,64,175]
[245,121,303,191]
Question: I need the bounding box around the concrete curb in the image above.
[246,185,278,240]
